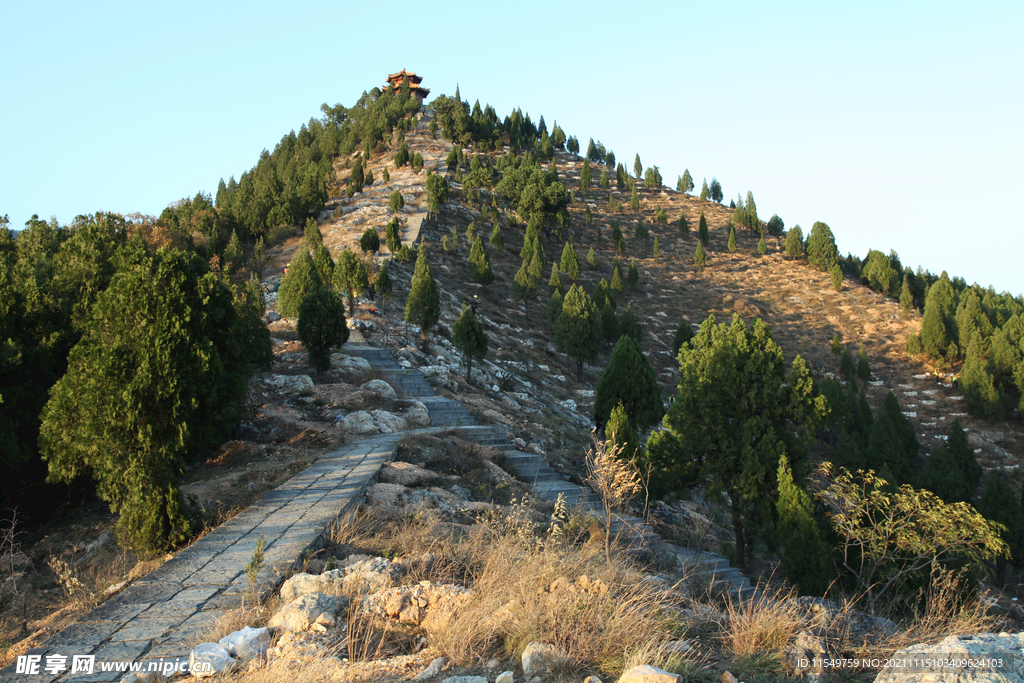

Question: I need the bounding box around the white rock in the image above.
[189,642,235,678]
[360,379,397,399]
[560,399,577,411]
[371,409,407,433]
[875,633,1024,683]
[441,677,487,683]
[553,375,566,382]
[616,665,680,683]
[496,672,515,683]
[268,593,341,632]
[261,374,314,394]
[341,410,379,434]
[340,557,402,593]
[413,657,448,680]
[217,626,269,662]
[380,462,436,486]
[329,353,372,376]
[366,482,407,506]
[404,400,432,427]
[279,573,320,603]
[521,642,568,678]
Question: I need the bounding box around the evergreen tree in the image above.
[489,224,504,250]
[785,225,804,259]
[579,160,592,193]
[679,169,694,194]
[776,455,830,595]
[634,221,649,241]
[626,258,639,289]
[350,156,364,188]
[560,242,581,280]
[831,335,842,356]
[710,177,723,203]
[653,237,660,259]
[694,241,707,268]
[548,262,563,295]
[805,221,839,271]
[678,213,689,235]
[394,141,409,167]
[513,259,538,312]
[404,248,441,348]
[611,259,625,293]
[839,345,855,384]
[830,263,843,291]
[699,178,710,201]
[757,233,768,256]
[920,272,958,361]
[312,244,335,285]
[882,391,920,463]
[899,273,914,311]
[586,246,598,269]
[468,237,494,285]
[766,214,785,236]
[360,227,380,254]
[918,420,981,503]
[600,302,619,345]
[962,335,1002,418]
[223,229,243,274]
[304,217,323,251]
[610,221,624,246]
[633,154,643,178]
[364,168,374,186]
[411,152,424,171]
[857,343,871,380]
[555,284,603,381]
[673,321,695,357]
[698,211,709,247]
[596,335,663,431]
[333,248,367,317]
[298,289,349,371]
[389,189,405,213]
[385,217,401,253]
[381,166,390,183]
[630,184,640,213]
[593,278,616,311]
[606,401,640,458]
[278,250,324,318]
[546,288,564,324]
[618,302,643,343]
[727,225,737,253]
[377,259,393,314]
[600,169,609,189]
[249,236,269,279]
[977,475,1024,582]
[452,304,487,382]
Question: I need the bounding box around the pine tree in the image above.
[548,262,563,295]
[633,154,642,178]
[452,304,488,382]
[698,211,709,248]
[785,225,804,259]
[278,250,324,318]
[634,221,649,241]
[710,177,723,203]
[304,217,323,251]
[248,236,269,279]
[223,229,243,274]
[977,474,1024,583]
[405,248,441,348]
[333,248,367,317]
[805,221,839,271]
[389,189,405,213]
[560,242,581,280]
[377,259,393,314]
[856,344,871,380]
[699,178,710,201]
[546,288,564,324]
[727,225,737,253]
[312,244,335,285]
[385,217,401,253]
[776,455,830,595]
[830,263,843,291]
[678,213,689,235]
[596,335,663,431]
[920,272,958,361]
[579,160,592,193]
[679,169,694,194]
[757,232,768,256]
[381,166,390,183]
[360,227,380,254]
[364,168,374,186]
[600,302,619,345]
[586,246,598,269]
[626,259,639,289]
[839,345,855,383]
[653,237,660,259]
[831,335,842,356]
[394,141,409,167]
[600,169,609,189]
[513,259,538,312]
[611,262,625,293]
[298,289,349,371]
[962,335,1001,418]
[350,156,364,188]
[694,241,707,268]
[618,302,643,343]
[899,273,914,311]
[468,237,494,285]
[606,402,640,458]
[918,420,982,503]
[489,224,504,250]
[555,284,603,381]
[630,184,640,213]
[672,321,695,357]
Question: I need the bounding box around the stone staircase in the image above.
[345,341,754,601]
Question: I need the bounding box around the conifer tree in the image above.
[776,455,830,595]
[350,156,364,188]
[305,217,323,251]
[394,141,409,167]
[918,420,981,503]
[278,250,324,318]
[618,302,643,342]
[389,189,404,213]
[610,221,623,246]
[611,262,625,293]
[830,263,843,290]
[839,345,855,383]
[223,229,243,274]
[381,166,390,183]
[385,217,401,253]
[698,211,709,248]
[579,160,592,193]
[785,225,804,259]
[249,236,269,279]
[312,244,335,285]
[857,343,871,380]
[600,169,609,189]
[405,248,440,348]
[546,289,564,324]
[672,321,695,357]
[596,335,663,431]
[298,289,349,371]
[606,402,640,458]
[560,242,581,280]
[377,259,393,314]
[710,177,723,203]
[466,222,477,244]
[727,225,737,253]
[452,304,487,382]
[653,237,660,259]
[360,227,380,254]
[920,272,958,361]
[678,213,689,235]
[634,221,649,241]
[548,262,563,295]
[831,335,842,357]
[962,335,1001,418]
[699,178,710,201]
[489,224,504,250]
[757,232,768,256]
[586,246,598,269]
[899,273,914,311]
[334,248,367,317]
[633,154,643,178]
[977,474,1024,583]
[630,184,640,213]
[513,259,538,312]
[364,168,374,186]
[468,237,494,285]
[806,221,839,271]
[555,284,603,381]
[600,302,619,345]
[626,258,639,289]
[694,241,707,268]
[679,169,694,194]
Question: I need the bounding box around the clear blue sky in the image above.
[3,0,1022,294]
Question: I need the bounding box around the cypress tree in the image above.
[611,262,625,293]
[381,166,390,183]
[593,278,616,311]
[405,248,441,348]
[678,213,689,235]
[757,232,768,256]
[278,250,323,318]
[920,272,957,361]
[600,169,609,189]
[831,335,842,356]
[389,189,405,213]
[882,391,920,462]
[466,222,477,243]
[857,343,871,380]
[776,455,830,595]
[694,241,707,268]
[377,259,393,314]
[672,321,695,357]
[899,273,914,311]
[600,302,619,345]
[579,159,592,193]
[350,156,364,188]
[727,225,737,253]
[633,154,643,178]
[305,217,323,251]
[298,289,349,371]
[554,284,603,381]
[918,420,981,503]
[452,304,488,382]
[223,229,243,274]
[312,244,335,285]
[360,227,380,254]
[839,345,855,383]
[962,335,1002,418]
[595,335,663,431]
[606,402,640,458]
[653,236,660,259]
[586,246,598,269]
[785,225,804,259]
[830,263,843,291]
[546,288,564,324]
[977,474,1024,582]
[805,221,839,271]
[630,184,640,213]
[528,246,544,281]
[468,237,494,285]
[626,258,639,289]
[560,242,581,280]
[698,211,709,248]
[513,259,538,312]
[365,168,374,186]
[618,302,643,343]
[394,141,409,167]
[489,224,504,250]
[333,248,367,317]
[699,178,710,201]
[385,217,401,253]
[548,262,563,295]
[679,169,694,194]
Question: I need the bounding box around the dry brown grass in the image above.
[197,598,280,647]
[721,583,804,658]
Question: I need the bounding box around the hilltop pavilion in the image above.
[384,69,430,103]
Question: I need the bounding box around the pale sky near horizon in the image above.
[2,1,1022,294]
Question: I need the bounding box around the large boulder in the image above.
[330,353,372,377]
[268,593,342,632]
[365,482,407,507]
[380,462,436,486]
[360,379,398,400]
[279,573,322,603]
[404,400,432,427]
[617,665,681,683]
[521,642,568,678]
[339,557,403,594]
[261,374,314,394]
[371,409,407,433]
[340,410,379,435]
[874,633,1024,683]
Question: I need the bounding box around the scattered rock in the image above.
[340,557,403,594]
[366,482,408,507]
[329,353,372,377]
[875,633,1024,683]
[521,642,568,678]
[360,379,398,399]
[380,461,436,486]
[442,677,487,683]
[617,665,680,683]
[786,631,827,678]
[413,657,448,680]
[268,593,341,632]
[404,399,432,427]
[496,671,515,683]
[340,410,379,435]
[261,374,314,394]
[279,573,322,603]
[189,642,235,678]
[721,673,738,683]
[371,409,407,433]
